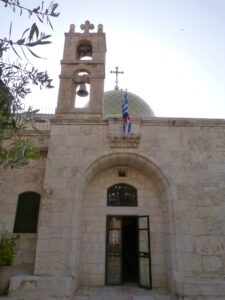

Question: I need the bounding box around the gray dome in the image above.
[103,90,155,118]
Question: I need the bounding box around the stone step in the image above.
[73,296,174,300]
[72,286,176,300]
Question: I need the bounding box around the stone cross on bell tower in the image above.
[56,20,106,115]
[80,20,94,33]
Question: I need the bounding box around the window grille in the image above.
[107,184,137,206]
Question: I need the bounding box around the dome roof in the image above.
[103,90,155,118]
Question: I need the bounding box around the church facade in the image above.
[1,21,225,300]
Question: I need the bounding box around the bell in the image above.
[77,83,88,97]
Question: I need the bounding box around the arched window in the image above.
[13,192,40,233]
[107,184,137,206]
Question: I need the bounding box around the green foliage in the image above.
[1,0,59,26]
[0,0,59,168]
[0,231,19,266]
[0,106,45,168]
[0,63,53,111]
[0,0,58,109]
[0,140,40,169]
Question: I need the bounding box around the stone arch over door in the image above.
[71,152,176,291]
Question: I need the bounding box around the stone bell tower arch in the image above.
[56,20,106,115]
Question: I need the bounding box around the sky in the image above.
[1,0,225,118]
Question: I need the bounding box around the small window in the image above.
[107,184,137,206]
[13,192,40,233]
[115,167,130,179]
[118,170,126,177]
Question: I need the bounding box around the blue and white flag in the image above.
[121,91,131,135]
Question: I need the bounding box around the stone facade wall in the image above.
[2,117,225,299]
[0,132,48,232]
[33,119,225,292]
[140,123,225,281]
[14,234,37,267]
[138,120,225,297]
[0,132,48,270]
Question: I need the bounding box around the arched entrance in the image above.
[76,153,175,290]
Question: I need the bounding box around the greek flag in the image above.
[121,91,131,135]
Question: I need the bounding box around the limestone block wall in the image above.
[139,119,225,295]
[34,122,108,277]
[14,234,37,267]
[0,158,47,232]
[0,132,48,269]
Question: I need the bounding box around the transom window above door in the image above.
[107,184,137,206]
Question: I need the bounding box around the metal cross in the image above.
[110,67,124,90]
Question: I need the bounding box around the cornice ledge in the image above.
[141,117,225,127]
[51,118,107,125]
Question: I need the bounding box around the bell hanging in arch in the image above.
[77,83,88,97]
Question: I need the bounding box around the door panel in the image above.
[139,256,150,287]
[139,230,149,252]
[138,216,152,289]
[106,216,122,284]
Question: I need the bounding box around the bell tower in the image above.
[56,20,106,115]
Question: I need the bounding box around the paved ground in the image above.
[0,286,176,300]
[72,286,176,300]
